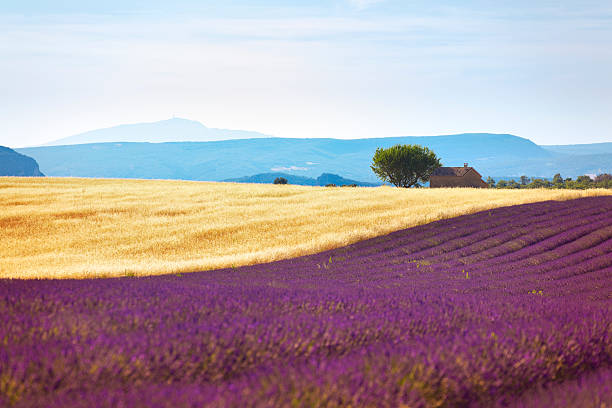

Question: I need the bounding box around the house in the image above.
[429,163,488,188]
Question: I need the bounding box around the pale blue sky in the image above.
[1,0,611,146]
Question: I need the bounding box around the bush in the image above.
[273,177,288,185]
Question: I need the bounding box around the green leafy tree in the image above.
[486,176,496,188]
[273,177,288,185]
[370,144,441,188]
[527,178,552,189]
[594,173,612,188]
[507,179,521,189]
[565,179,576,189]
[520,176,530,186]
[575,175,593,189]
[494,173,612,190]
[594,173,612,183]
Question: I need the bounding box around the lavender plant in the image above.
[1,197,611,407]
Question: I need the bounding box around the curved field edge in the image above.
[1,197,611,407]
[1,177,611,279]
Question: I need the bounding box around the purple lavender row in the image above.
[342,199,611,268]
[499,366,612,407]
[328,198,605,263]
[1,197,611,407]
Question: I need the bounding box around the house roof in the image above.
[432,166,479,177]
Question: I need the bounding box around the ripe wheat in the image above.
[1,177,610,279]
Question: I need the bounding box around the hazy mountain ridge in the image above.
[15,122,612,182]
[41,118,273,146]
[542,143,612,156]
[0,146,44,177]
[18,134,553,182]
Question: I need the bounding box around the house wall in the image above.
[430,174,488,188]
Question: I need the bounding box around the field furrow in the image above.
[1,196,611,407]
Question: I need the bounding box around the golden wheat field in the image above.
[1,177,610,279]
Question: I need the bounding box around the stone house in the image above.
[429,163,488,188]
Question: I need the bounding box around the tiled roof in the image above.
[432,167,474,177]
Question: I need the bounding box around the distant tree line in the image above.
[486,173,612,190]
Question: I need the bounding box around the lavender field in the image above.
[2,197,611,407]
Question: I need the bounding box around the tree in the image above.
[552,173,564,186]
[520,175,530,186]
[594,173,612,188]
[370,144,441,188]
[507,179,521,189]
[527,178,552,189]
[486,177,496,188]
[575,175,593,189]
[273,177,288,185]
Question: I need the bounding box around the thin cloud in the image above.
[1,2,611,146]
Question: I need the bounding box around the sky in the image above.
[1,0,611,147]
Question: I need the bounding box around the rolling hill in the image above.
[14,118,612,181]
[18,133,571,182]
[5,178,603,279]
[0,146,44,176]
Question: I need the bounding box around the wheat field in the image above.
[1,177,610,279]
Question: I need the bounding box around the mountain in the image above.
[16,133,553,182]
[500,153,612,178]
[225,172,380,187]
[315,173,380,186]
[543,143,612,155]
[16,133,612,182]
[0,146,44,177]
[40,118,272,146]
[226,172,318,185]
